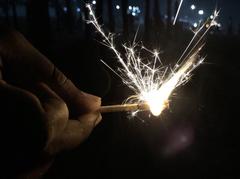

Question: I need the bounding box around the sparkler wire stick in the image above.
[100,103,150,113]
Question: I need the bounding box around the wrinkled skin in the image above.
[0,27,102,178]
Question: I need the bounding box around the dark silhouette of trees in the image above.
[64,0,74,32]
[96,0,103,25]
[144,0,150,41]
[174,0,179,19]
[10,0,18,28]
[153,0,164,34]
[228,16,233,35]
[0,0,18,28]
[83,0,90,39]
[26,0,51,51]
[167,0,172,32]
[121,0,129,37]
[54,0,62,30]
[107,0,115,32]
[1,0,9,24]
[173,0,181,38]
[153,0,161,23]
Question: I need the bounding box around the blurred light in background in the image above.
[198,10,204,15]
[128,6,141,16]
[191,4,196,10]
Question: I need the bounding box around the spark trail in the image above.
[86,4,219,116]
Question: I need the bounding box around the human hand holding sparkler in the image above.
[0,27,101,177]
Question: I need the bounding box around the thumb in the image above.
[33,83,69,144]
[0,28,100,116]
[45,113,102,155]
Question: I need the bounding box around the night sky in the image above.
[180,0,240,29]
[126,0,240,32]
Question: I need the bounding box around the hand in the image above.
[0,27,102,177]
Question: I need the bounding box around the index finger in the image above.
[48,67,101,116]
[0,28,101,116]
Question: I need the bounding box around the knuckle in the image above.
[55,99,69,118]
[52,66,68,87]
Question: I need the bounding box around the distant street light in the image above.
[198,10,204,15]
[193,22,198,28]
[191,4,196,10]
[92,0,96,5]
[116,5,120,10]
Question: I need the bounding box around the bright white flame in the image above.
[141,51,199,116]
[141,90,166,116]
[86,4,219,116]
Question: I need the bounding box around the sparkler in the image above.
[86,4,219,117]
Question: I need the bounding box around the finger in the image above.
[0,29,101,116]
[33,83,69,144]
[0,28,54,84]
[0,81,69,149]
[47,67,101,116]
[0,81,48,153]
[45,113,102,155]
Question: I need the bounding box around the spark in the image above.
[86,4,219,117]
[173,0,184,25]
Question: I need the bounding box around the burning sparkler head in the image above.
[141,90,168,116]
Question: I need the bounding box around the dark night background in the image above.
[1,0,240,178]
